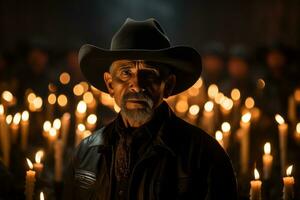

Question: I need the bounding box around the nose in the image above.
[128,70,145,93]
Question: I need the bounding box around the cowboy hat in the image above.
[79,18,202,95]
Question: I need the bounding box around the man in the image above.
[64,18,237,200]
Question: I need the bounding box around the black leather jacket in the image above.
[63,103,237,200]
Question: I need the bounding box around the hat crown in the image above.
[110,18,171,50]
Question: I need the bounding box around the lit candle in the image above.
[61,112,71,149]
[207,84,219,100]
[220,97,233,117]
[21,111,29,151]
[215,130,224,148]
[221,122,231,150]
[84,91,97,113]
[75,100,87,124]
[0,104,10,167]
[40,191,44,200]
[201,101,215,135]
[174,97,189,117]
[283,165,294,200]
[187,104,200,125]
[25,158,36,200]
[48,127,57,151]
[250,168,262,200]
[75,124,86,146]
[275,114,288,175]
[33,150,44,176]
[240,112,251,174]
[54,140,63,182]
[231,88,241,122]
[263,142,273,180]
[11,112,21,144]
[294,122,300,143]
[86,114,97,132]
[53,118,61,137]
[42,121,51,138]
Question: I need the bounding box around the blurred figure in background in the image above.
[221,45,256,101]
[201,41,227,87]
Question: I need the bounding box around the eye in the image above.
[120,68,132,77]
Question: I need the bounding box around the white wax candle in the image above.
[240,112,251,174]
[25,158,36,200]
[262,142,273,180]
[275,114,288,175]
[283,165,294,200]
[250,168,262,200]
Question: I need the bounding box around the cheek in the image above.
[111,82,127,106]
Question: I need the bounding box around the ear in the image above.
[103,72,114,97]
[163,74,176,98]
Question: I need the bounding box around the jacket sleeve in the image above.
[205,140,238,200]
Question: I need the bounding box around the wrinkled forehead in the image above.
[110,59,171,74]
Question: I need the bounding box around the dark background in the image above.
[0,0,299,51]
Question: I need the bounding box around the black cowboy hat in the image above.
[79,18,202,95]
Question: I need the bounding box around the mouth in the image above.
[125,99,149,108]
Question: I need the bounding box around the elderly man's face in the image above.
[104,60,175,124]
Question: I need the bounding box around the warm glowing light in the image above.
[207,84,219,99]
[241,112,251,123]
[27,93,36,103]
[87,114,97,124]
[0,104,4,115]
[2,91,13,102]
[48,93,56,105]
[21,111,29,121]
[296,123,300,133]
[83,92,94,104]
[35,150,44,164]
[215,130,223,141]
[40,192,44,200]
[192,78,203,89]
[13,113,21,125]
[204,101,214,112]
[114,103,121,113]
[286,165,293,176]
[26,158,33,169]
[257,78,265,89]
[231,88,241,101]
[53,119,61,130]
[214,92,224,104]
[264,142,271,155]
[73,84,84,96]
[221,122,231,132]
[6,115,12,124]
[43,121,51,131]
[175,99,189,113]
[33,97,43,109]
[221,98,233,111]
[254,168,260,180]
[57,94,68,107]
[245,97,255,109]
[48,83,57,93]
[49,128,57,137]
[80,81,89,92]
[77,101,87,113]
[189,105,200,116]
[59,72,71,84]
[187,87,199,97]
[295,89,300,102]
[77,123,86,132]
[275,114,285,125]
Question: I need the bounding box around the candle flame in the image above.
[275,114,285,125]
[21,111,29,121]
[83,92,94,104]
[13,113,21,125]
[231,88,240,101]
[35,150,44,164]
[77,101,87,114]
[0,104,4,115]
[286,165,293,176]
[214,92,224,104]
[6,115,12,124]
[2,91,13,102]
[77,123,86,132]
[204,101,214,112]
[87,114,97,124]
[221,122,231,132]
[189,105,200,116]
[33,97,43,109]
[296,123,300,133]
[49,128,57,137]
[26,158,33,169]
[175,99,189,113]
[220,97,233,111]
[241,112,251,123]
[59,72,71,85]
[254,168,260,180]
[245,97,255,109]
[264,142,271,155]
[48,93,56,105]
[40,191,44,200]
[73,84,84,96]
[215,130,223,141]
[57,94,68,107]
[43,121,51,132]
[207,84,219,99]
[53,118,61,130]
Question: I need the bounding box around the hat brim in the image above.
[79,44,202,95]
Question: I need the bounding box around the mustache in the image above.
[122,91,153,107]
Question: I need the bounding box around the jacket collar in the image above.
[88,101,176,156]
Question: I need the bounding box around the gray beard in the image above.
[120,92,154,125]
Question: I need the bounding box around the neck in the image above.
[120,113,152,128]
